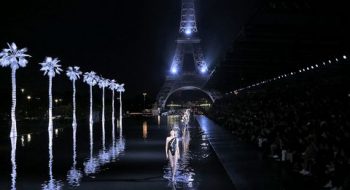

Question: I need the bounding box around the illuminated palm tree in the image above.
[66,66,82,187]
[109,81,117,116]
[0,42,30,138]
[83,71,98,125]
[98,77,110,131]
[109,79,117,138]
[39,57,62,132]
[116,83,125,129]
[66,66,82,126]
[83,71,99,175]
[98,77,110,163]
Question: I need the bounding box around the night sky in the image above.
[0,0,258,101]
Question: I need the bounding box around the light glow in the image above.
[185,29,192,35]
[171,66,178,74]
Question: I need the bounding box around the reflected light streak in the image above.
[84,121,99,175]
[42,126,63,190]
[21,136,25,147]
[143,121,148,139]
[27,134,31,143]
[67,122,82,187]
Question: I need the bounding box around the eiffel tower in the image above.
[156,0,219,109]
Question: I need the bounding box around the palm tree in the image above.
[66,66,82,126]
[39,57,62,132]
[0,43,30,138]
[116,83,125,130]
[66,66,82,187]
[109,80,117,139]
[83,71,98,125]
[98,77,110,133]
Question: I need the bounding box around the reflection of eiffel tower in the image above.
[156,0,218,109]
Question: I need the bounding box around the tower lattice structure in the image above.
[156,0,218,109]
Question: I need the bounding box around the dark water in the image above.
[0,116,234,190]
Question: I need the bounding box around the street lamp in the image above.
[26,95,31,117]
[142,92,147,110]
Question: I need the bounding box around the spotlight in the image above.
[343,55,347,59]
[185,29,192,35]
[171,66,178,74]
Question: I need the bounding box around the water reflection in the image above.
[84,122,99,175]
[42,126,63,190]
[98,122,110,165]
[84,117,126,176]
[67,123,82,187]
[10,137,17,190]
[143,121,148,139]
[21,136,25,147]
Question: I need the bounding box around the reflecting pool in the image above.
[0,116,233,190]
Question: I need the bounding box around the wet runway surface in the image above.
[0,116,234,189]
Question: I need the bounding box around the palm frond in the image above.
[39,57,62,77]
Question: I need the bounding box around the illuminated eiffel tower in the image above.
[156,0,218,109]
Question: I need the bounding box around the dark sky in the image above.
[0,0,258,100]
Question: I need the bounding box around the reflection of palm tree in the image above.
[67,113,82,187]
[66,66,82,126]
[39,57,62,131]
[0,43,30,137]
[42,129,63,190]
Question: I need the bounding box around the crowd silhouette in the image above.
[208,66,350,189]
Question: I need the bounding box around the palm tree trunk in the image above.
[89,85,93,125]
[102,87,105,150]
[73,122,77,168]
[48,76,53,131]
[72,80,77,126]
[10,137,17,190]
[10,68,17,138]
[89,85,93,159]
[72,80,77,169]
[48,129,53,181]
[112,90,115,140]
[119,92,122,138]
